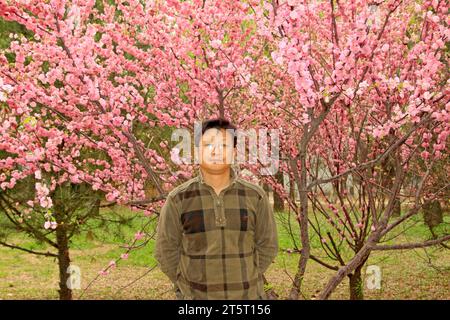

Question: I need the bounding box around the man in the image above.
[154,118,278,300]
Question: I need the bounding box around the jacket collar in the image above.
[197,165,239,187]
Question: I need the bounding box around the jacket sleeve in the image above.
[255,191,278,274]
[154,194,182,284]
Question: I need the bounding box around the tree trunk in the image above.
[288,154,310,300]
[319,243,372,299]
[348,263,364,300]
[56,223,72,300]
[423,200,443,228]
[54,199,73,300]
[273,171,285,212]
[319,172,406,300]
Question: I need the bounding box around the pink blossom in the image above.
[106,190,120,202]
[210,39,222,49]
[34,170,42,180]
[421,151,430,159]
[143,210,153,217]
[249,82,258,96]
[290,11,299,20]
[99,269,109,276]
[39,197,53,209]
[134,231,144,240]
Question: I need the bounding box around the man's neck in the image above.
[200,167,231,195]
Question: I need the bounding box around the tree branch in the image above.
[0,241,57,257]
[373,235,450,250]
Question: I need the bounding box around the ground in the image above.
[0,207,448,300]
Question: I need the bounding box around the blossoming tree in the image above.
[0,0,448,300]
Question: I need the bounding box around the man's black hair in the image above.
[194,118,237,148]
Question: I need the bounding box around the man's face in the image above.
[198,128,236,170]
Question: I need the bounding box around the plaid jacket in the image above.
[154,166,278,300]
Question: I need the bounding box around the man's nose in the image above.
[211,144,222,155]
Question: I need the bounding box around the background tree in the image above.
[247,0,449,299]
[0,0,448,300]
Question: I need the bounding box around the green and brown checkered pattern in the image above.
[154,166,278,300]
